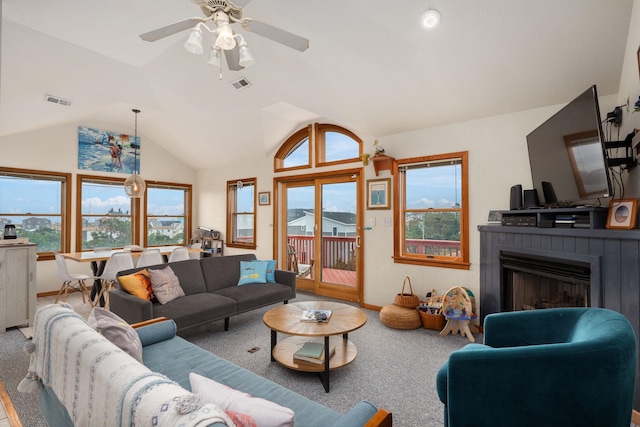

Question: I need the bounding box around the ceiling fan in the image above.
[140,0,309,71]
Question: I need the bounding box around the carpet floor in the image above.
[0,292,475,427]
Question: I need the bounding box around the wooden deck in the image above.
[320,268,357,287]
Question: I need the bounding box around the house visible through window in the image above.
[395,151,469,269]
[226,178,256,249]
[144,183,191,246]
[0,168,70,259]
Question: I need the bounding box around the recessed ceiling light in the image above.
[420,9,442,29]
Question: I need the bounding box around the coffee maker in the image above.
[3,224,16,239]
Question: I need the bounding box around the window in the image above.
[77,175,137,251]
[226,178,256,249]
[0,168,70,260]
[144,182,192,246]
[315,124,362,166]
[274,123,363,171]
[394,151,469,269]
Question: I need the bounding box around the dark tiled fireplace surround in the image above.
[479,225,640,410]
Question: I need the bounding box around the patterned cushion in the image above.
[189,373,295,427]
[148,266,185,304]
[118,269,154,300]
[88,307,143,362]
[237,260,268,286]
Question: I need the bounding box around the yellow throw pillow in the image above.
[118,269,154,300]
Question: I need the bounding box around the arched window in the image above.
[274,124,362,171]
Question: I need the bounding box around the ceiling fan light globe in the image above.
[420,9,441,29]
[215,25,236,50]
[184,27,204,54]
[238,45,255,67]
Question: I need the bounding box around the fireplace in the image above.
[500,252,592,312]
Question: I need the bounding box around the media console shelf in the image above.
[500,207,608,229]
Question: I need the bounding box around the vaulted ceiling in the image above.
[0,0,634,170]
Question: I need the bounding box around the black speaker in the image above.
[523,189,541,209]
[541,181,558,206]
[509,184,523,210]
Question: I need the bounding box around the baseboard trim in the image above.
[632,409,640,425]
[0,380,23,427]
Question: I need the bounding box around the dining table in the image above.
[60,245,203,306]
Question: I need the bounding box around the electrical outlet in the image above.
[383,217,392,227]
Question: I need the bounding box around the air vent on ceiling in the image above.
[231,78,251,90]
[44,94,72,107]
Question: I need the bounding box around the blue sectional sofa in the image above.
[30,304,392,427]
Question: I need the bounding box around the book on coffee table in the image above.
[300,309,332,322]
[293,341,336,365]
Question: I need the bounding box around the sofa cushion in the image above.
[88,307,143,362]
[200,254,257,292]
[141,333,348,427]
[215,283,295,313]
[238,260,269,285]
[190,373,295,427]
[148,266,185,304]
[265,260,277,282]
[118,268,154,300]
[152,293,237,330]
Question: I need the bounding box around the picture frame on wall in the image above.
[367,178,391,210]
[606,198,638,229]
[259,191,271,206]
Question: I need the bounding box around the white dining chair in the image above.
[136,248,164,268]
[168,246,190,262]
[94,251,134,309]
[54,253,94,306]
[189,242,202,260]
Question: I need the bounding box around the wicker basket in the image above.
[380,304,422,330]
[418,309,446,331]
[394,276,420,308]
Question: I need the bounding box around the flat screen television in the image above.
[526,85,612,207]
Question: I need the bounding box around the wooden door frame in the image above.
[273,168,364,304]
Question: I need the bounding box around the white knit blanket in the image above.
[20,304,234,427]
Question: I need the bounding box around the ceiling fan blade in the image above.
[140,17,205,42]
[224,47,244,71]
[244,20,309,52]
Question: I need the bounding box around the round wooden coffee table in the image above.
[263,301,367,392]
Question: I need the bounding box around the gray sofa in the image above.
[30,305,392,427]
[110,254,296,331]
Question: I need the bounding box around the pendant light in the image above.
[124,108,146,198]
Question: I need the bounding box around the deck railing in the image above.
[287,235,460,270]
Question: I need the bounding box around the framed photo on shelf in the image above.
[606,198,638,229]
[367,178,391,210]
[258,191,271,206]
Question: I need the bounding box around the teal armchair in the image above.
[436,308,637,427]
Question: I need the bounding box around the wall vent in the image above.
[231,78,251,90]
[44,94,72,107]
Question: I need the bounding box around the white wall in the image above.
[196,93,618,311]
[617,0,640,196]
[0,120,197,293]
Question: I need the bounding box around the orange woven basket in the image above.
[394,276,420,308]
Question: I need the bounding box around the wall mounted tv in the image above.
[526,85,612,207]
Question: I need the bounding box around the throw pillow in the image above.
[118,269,154,300]
[237,260,268,286]
[189,373,295,427]
[264,259,277,283]
[88,307,143,362]
[148,266,185,304]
